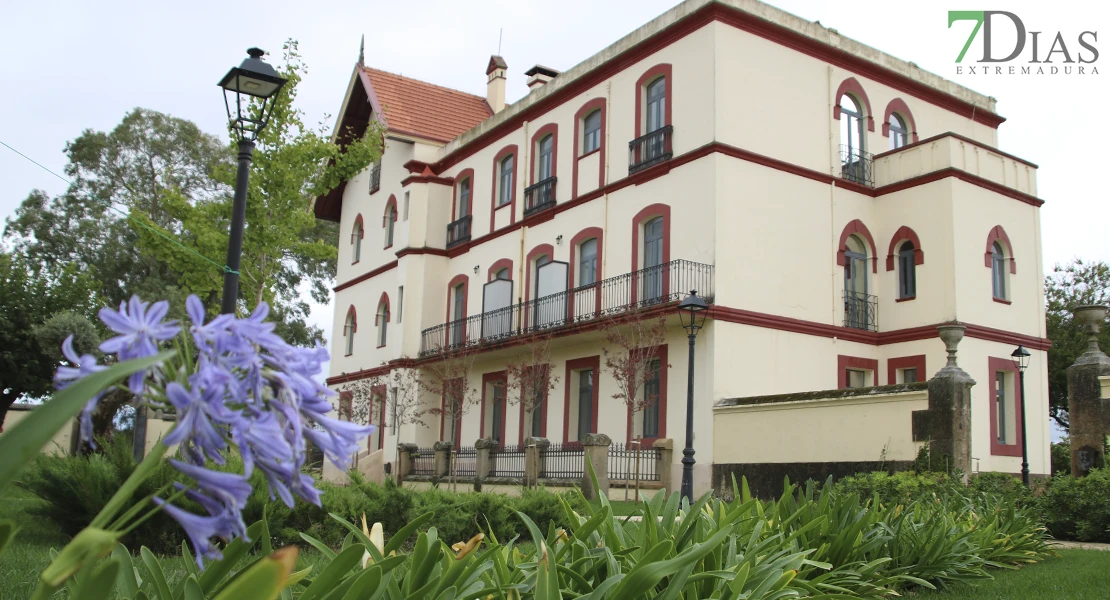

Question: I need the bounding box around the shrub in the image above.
[831,470,957,504]
[1036,468,1110,542]
[1050,438,1071,475]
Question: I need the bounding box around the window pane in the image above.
[499,156,513,206]
[642,359,660,437]
[846,369,867,388]
[995,372,1007,443]
[458,179,470,217]
[902,368,917,383]
[580,238,597,285]
[578,369,593,440]
[584,110,601,154]
[495,268,509,280]
[646,78,666,133]
[538,135,553,180]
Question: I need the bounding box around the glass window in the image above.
[397,286,403,323]
[403,191,410,221]
[902,368,918,384]
[646,78,667,133]
[385,205,396,247]
[491,383,504,444]
[577,369,594,441]
[898,241,916,298]
[344,312,355,355]
[498,155,514,207]
[457,178,470,218]
[845,369,867,388]
[580,238,598,285]
[840,94,864,157]
[583,110,601,154]
[992,242,1007,299]
[352,222,362,263]
[377,303,389,347]
[642,359,661,437]
[537,135,553,181]
[889,113,909,150]
[494,268,510,281]
[530,382,544,438]
[995,371,1008,443]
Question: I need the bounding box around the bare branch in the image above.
[601,314,670,416]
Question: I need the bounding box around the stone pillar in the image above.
[581,434,613,501]
[524,437,550,487]
[653,438,674,494]
[474,438,496,490]
[913,324,975,481]
[433,441,452,478]
[396,443,418,484]
[1068,305,1110,476]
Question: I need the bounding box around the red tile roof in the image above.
[363,68,492,144]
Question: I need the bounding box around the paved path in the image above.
[1050,540,1110,551]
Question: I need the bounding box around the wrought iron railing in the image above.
[420,259,714,355]
[369,162,381,194]
[451,446,477,478]
[608,443,660,481]
[523,177,557,217]
[629,125,673,174]
[446,215,471,248]
[844,290,878,332]
[489,445,526,478]
[410,446,435,476]
[541,442,585,479]
[839,145,874,187]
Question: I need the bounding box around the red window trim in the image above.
[563,356,601,444]
[887,354,926,385]
[518,364,551,445]
[984,225,1017,274]
[572,98,607,199]
[382,195,398,250]
[487,258,515,282]
[833,77,876,132]
[885,225,925,271]
[452,168,475,221]
[625,344,668,446]
[439,379,465,447]
[635,64,673,138]
[490,144,519,233]
[881,98,919,143]
[630,204,671,305]
[480,370,508,446]
[838,355,879,388]
[371,384,386,451]
[836,219,879,274]
[568,227,604,319]
[988,357,1024,457]
[529,123,559,186]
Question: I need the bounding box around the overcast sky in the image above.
[1,0,1106,365]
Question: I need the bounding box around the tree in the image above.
[419,347,480,491]
[601,314,670,438]
[336,362,425,436]
[1045,259,1110,431]
[504,336,559,440]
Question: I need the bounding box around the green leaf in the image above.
[384,511,435,555]
[212,547,299,600]
[71,558,121,600]
[40,527,119,588]
[183,576,204,600]
[299,533,338,560]
[0,519,17,556]
[297,543,365,600]
[112,544,140,599]
[339,566,383,600]
[0,350,174,496]
[140,547,172,600]
[199,520,265,592]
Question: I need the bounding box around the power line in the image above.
[0,138,235,275]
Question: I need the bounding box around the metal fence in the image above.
[410,447,436,476]
[839,145,874,187]
[524,177,557,217]
[451,446,477,478]
[489,445,526,478]
[843,290,878,332]
[541,442,585,479]
[420,259,714,355]
[446,215,472,248]
[629,125,673,174]
[608,443,661,481]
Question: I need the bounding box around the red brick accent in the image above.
[630,204,672,305]
[887,354,926,385]
[563,356,601,443]
[837,355,879,388]
[988,357,1024,457]
[480,371,507,445]
[985,225,1017,274]
[837,219,879,273]
[881,98,919,143]
[452,168,475,221]
[487,258,514,282]
[333,260,398,292]
[833,77,875,132]
[490,144,518,233]
[572,98,607,198]
[635,64,672,138]
[885,226,925,271]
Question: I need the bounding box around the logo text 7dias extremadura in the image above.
[948,11,1099,75]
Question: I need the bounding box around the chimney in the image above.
[524,65,560,91]
[486,55,508,113]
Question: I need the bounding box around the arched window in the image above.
[494,267,510,280]
[343,307,357,356]
[579,238,598,286]
[898,241,917,299]
[888,114,909,150]
[376,297,390,348]
[642,217,664,302]
[457,177,471,218]
[992,242,1008,300]
[646,78,667,133]
[351,217,363,263]
[385,204,397,248]
[840,94,865,154]
[843,235,872,330]
[582,109,601,154]
[498,155,514,207]
[536,134,554,182]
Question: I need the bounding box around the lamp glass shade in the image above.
[678,290,708,332]
[1010,345,1030,371]
[218,48,287,99]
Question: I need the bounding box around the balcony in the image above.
[369,162,381,194]
[844,290,878,331]
[839,145,874,187]
[523,177,557,217]
[446,215,471,248]
[420,259,714,356]
[629,125,673,174]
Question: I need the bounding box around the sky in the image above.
[1,0,1107,378]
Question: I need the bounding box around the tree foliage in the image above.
[1045,258,1110,431]
[601,315,670,417]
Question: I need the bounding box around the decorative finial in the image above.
[937,323,967,368]
[247,47,265,59]
[1074,305,1108,354]
[358,35,365,66]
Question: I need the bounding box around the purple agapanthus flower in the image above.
[55,335,108,444]
[99,296,180,393]
[154,498,240,565]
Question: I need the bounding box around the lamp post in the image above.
[677,290,708,503]
[1011,344,1031,486]
[217,48,288,314]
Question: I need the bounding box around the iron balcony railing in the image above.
[420,259,714,355]
[629,125,673,174]
[844,290,878,332]
[839,145,874,187]
[523,177,557,217]
[369,162,381,194]
[446,215,471,248]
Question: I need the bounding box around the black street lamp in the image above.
[677,290,708,503]
[1011,345,1031,486]
[217,48,287,314]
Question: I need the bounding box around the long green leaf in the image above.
[199,520,265,592]
[140,547,173,600]
[297,544,365,600]
[72,558,121,600]
[112,544,140,599]
[384,511,436,555]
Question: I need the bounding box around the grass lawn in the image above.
[909,549,1110,600]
